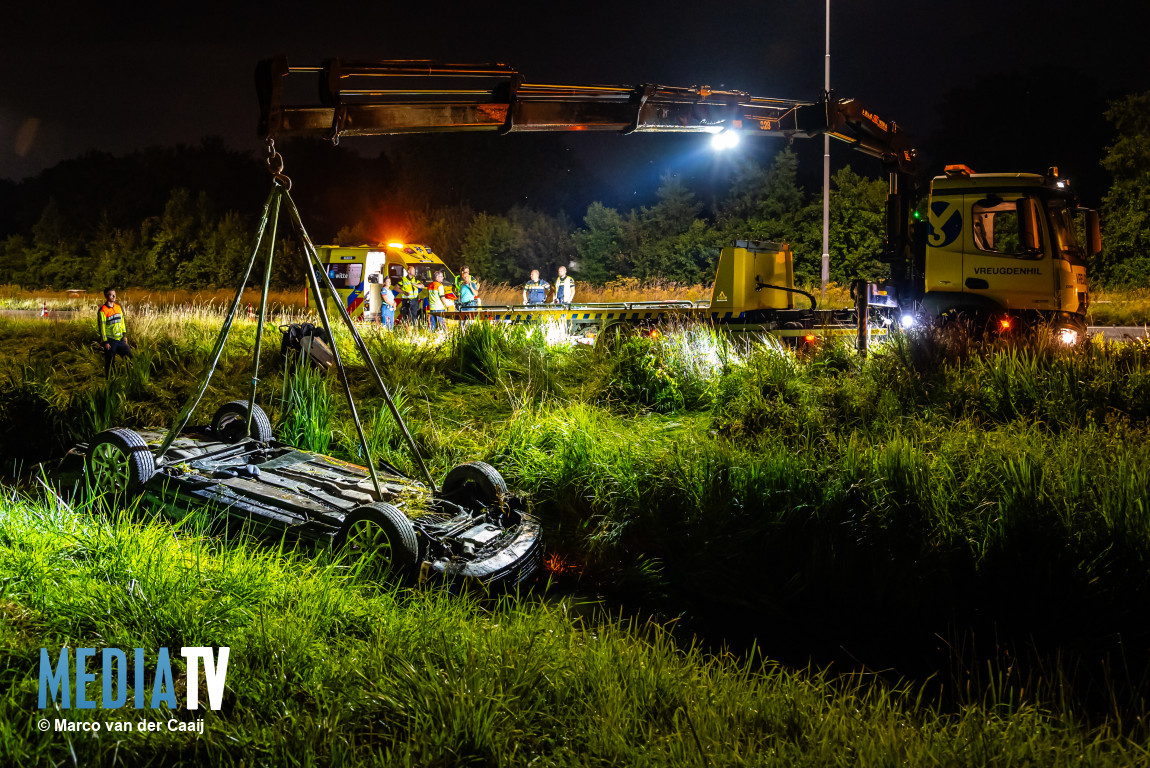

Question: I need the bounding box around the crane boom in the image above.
[256,56,914,174]
[256,56,919,303]
[257,56,815,141]
[259,56,821,140]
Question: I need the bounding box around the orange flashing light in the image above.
[999,318,1013,331]
[803,333,817,344]
[944,164,975,177]
[387,242,404,249]
[544,553,580,576]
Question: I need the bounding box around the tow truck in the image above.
[259,57,1101,343]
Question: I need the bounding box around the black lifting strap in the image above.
[156,175,436,495]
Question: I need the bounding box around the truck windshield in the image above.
[1046,201,1086,267]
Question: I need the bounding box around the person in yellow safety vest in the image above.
[97,286,132,376]
[522,269,550,305]
[398,265,423,327]
[420,269,449,330]
[552,265,576,305]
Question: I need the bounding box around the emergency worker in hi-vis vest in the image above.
[522,269,550,305]
[398,265,423,327]
[97,287,132,375]
[552,265,575,304]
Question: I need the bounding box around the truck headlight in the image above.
[899,314,916,329]
[1057,327,1079,346]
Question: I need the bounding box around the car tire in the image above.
[212,400,274,443]
[440,461,508,508]
[334,503,420,578]
[86,427,155,497]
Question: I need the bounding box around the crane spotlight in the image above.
[711,129,740,151]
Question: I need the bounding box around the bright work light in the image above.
[711,130,740,150]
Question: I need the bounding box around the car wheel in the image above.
[86,428,155,497]
[212,400,274,443]
[440,461,508,508]
[334,503,420,579]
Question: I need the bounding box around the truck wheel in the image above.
[595,322,633,352]
[1052,318,1087,346]
[334,503,420,579]
[86,428,155,497]
[212,400,274,443]
[440,461,508,508]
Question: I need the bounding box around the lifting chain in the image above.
[264,138,292,190]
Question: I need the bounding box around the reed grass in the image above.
[0,284,307,312]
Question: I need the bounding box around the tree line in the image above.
[1,90,1148,290]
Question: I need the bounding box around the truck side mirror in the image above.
[1017,198,1041,254]
[1085,209,1102,256]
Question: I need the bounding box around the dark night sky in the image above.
[3,0,1148,203]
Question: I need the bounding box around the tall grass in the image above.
[277,361,334,454]
[0,492,1143,766]
[0,284,307,312]
[3,310,1150,733]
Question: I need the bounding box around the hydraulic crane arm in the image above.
[256,56,920,300]
[798,96,916,175]
[257,56,816,142]
[256,57,915,176]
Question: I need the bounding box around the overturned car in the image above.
[62,399,542,588]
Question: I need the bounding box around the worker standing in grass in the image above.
[380,275,397,329]
[421,269,448,330]
[399,265,423,327]
[97,287,131,376]
[552,265,575,305]
[523,269,550,305]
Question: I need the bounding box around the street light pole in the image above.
[821,0,831,303]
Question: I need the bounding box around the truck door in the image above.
[962,194,1055,312]
[924,194,965,300]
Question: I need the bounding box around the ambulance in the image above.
[311,242,456,321]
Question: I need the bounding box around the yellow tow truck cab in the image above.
[311,243,455,321]
[921,165,1091,330]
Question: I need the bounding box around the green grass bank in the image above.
[1,495,1145,766]
[1,311,1149,751]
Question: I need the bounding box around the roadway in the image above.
[1088,326,1149,341]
